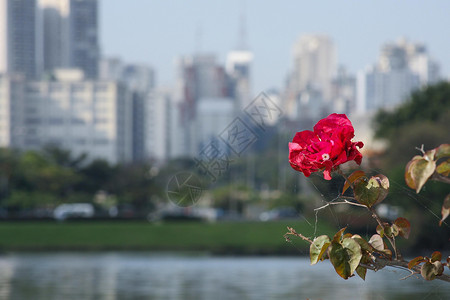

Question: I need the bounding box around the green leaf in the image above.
[328,238,362,280]
[421,261,443,281]
[353,175,389,208]
[436,159,450,176]
[387,224,399,237]
[408,256,426,269]
[310,235,331,265]
[431,251,442,262]
[394,217,411,239]
[342,237,363,275]
[439,194,450,226]
[342,170,366,194]
[352,234,372,252]
[405,157,436,193]
[376,224,384,237]
[356,265,367,280]
[435,144,450,159]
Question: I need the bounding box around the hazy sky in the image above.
[100,0,450,94]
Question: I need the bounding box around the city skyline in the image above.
[100,0,450,94]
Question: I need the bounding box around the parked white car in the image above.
[53,203,94,220]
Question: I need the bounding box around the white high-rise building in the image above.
[356,38,440,114]
[0,0,42,79]
[195,97,234,152]
[146,88,172,161]
[40,0,99,79]
[174,54,229,157]
[284,34,336,121]
[356,66,420,113]
[0,74,26,147]
[226,50,253,110]
[289,35,336,99]
[0,70,132,163]
[99,57,156,162]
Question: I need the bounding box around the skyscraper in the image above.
[40,0,99,78]
[0,70,133,163]
[226,50,253,111]
[356,38,440,113]
[284,34,336,121]
[0,0,42,79]
[289,35,336,100]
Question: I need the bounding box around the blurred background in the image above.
[0,0,449,299]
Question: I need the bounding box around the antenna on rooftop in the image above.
[195,22,203,53]
[237,1,248,50]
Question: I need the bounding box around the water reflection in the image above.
[0,253,448,300]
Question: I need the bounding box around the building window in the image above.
[50,84,63,93]
[95,84,109,93]
[72,84,86,92]
[71,118,85,125]
[49,118,64,125]
[94,138,109,145]
[25,117,41,125]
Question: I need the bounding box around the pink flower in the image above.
[289,113,364,180]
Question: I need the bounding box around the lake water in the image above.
[0,252,448,300]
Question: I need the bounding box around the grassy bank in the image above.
[0,220,336,254]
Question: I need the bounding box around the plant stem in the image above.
[284,226,313,244]
[369,257,450,283]
[431,172,450,184]
[369,207,400,260]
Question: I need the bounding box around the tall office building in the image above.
[177,54,228,114]
[284,34,336,121]
[0,70,132,163]
[289,35,336,99]
[175,54,229,156]
[40,0,99,78]
[356,38,440,113]
[145,88,172,161]
[226,50,253,111]
[99,57,156,162]
[331,66,356,115]
[0,0,42,79]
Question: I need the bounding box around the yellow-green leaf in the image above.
[353,175,389,207]
[342,237,363,275]
[435,144,450,159]
[328,238,362,280]
[356,265,367,280]
[310,235,331,265]
[436,159,450,176]
[352,234,372,252]
[405,158,436,193]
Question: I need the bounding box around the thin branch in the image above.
[400,271,419,281]
[415,144,425,154]
[314,199,368,211]
[369,207,400,260]
[431,172,450,184]
[370,257,450,283]
[284,226,313,244]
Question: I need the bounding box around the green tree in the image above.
[373,82,450,250]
